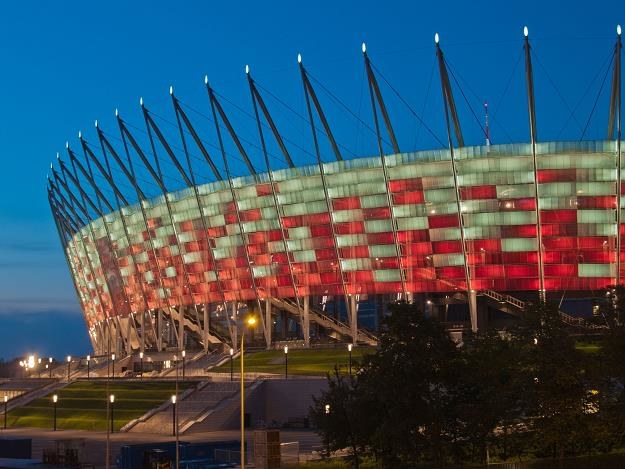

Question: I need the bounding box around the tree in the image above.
[456,330,530,463]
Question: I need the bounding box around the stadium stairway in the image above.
[269,297,378,346]
[2,380,68,414]
[123,379,258,434]
[480,289,607,330]
[157,350,228,378]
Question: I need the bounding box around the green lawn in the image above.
[6,380,195,431]
[575,341,602,354]
[214,347,375,376]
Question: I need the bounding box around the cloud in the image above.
[0,241,56,252]
[0,298,81,315]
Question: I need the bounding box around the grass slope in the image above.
[7,380,195,431]
[214,347,375,376]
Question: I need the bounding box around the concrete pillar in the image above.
[231,302,238,352]
[469,290,478,333]
[140,311,145,354]
[157,310,163,351]
[303,296,310,348]
[126,315,132,354]
[203,304,210,352]
[265,298,272,350]
[178,306,185,351]
[349,295,358,344]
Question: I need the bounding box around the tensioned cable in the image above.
[305,70,391,147]
[443,57,489,144]
[413,58,436,149]
[251,81,358,158]
[556,49,614,139]
[369,60,447,148]
[532,49,585,133]
[579,51,615,141]
[489,47,524,144]
[213,87,339,160]
[444,56,515,144]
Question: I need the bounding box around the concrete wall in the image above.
[248,378,327,428]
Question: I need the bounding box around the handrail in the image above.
[480,289,606,330]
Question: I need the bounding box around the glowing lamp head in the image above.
[52,394,58,404]
[284,345,288,354]
[434,32,439,44]
[49,357,53,363]
[139,352,143,359]
[297,53,302,64]
[3,395,7,403]
[523,26,529,37]
[182,350,186,358]
[533,337,539,345]
[78,130,82,139]
[245,64,250,75]
[110,394,115,403]
[204,74,208,85]
[361,42,366,53]
[246,316,257,327]
[27,355,35,369]
[94,119,99,128]
[66,355,71,363]
[618,24,622,36]
[114,108,119,117]
[169,85,174,96]
[38,358,42,364]
[171,395,177,404]
[348,343,353,352]
[111,353,115,361]
[325,404,330,414]
[139,96,144,106]
[65,141,69,149]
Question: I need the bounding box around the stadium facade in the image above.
[48,30,622,355]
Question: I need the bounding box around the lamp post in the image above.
[348,343,353,376]
[139,351,144,379]
[3,395,8,429]
[52,395,58,431]
[284,345,289,380]
[111,353,116,380]
[240,316,257,469]
[171,395,177,437]
[230,348,234,382]
[181,350,186,380]
[38,358,42,378]
[109,395,115,433]
[66,356,71,382]
[86,355,91,379]
[48,357,53,378]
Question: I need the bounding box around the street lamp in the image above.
[240,316,257,469]
[111,353,116,380]
[139,352,144,379]
[171,395,177,437]
[284,345,289,380]
[3,395,8,429]
[86,355,91,379]
[181,350,186,380]
[109,395,115,433]
[38,358,42,378]
[230,348,234,382]
[52,395,58,431]
[48,358,53,378]
[66,356,71,382]
[348,344,353,376]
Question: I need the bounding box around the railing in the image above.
[481,289,607,330]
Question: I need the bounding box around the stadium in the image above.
[47,29,623,356]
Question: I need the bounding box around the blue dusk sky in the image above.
[0,0,621,360]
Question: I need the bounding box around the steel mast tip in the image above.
[169,85,174,95]
[297,53,302,64]
[245,64,250,74]
[618,24,622,36]
[523,26,529,37]
[434,33,439,44]
[361,42,366,53]
[139,97,144,106]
